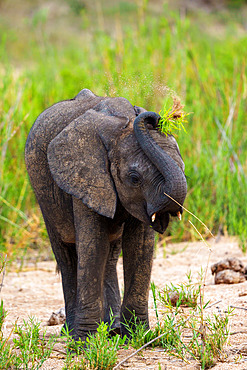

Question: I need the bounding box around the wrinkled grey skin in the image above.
[25,89,187,340]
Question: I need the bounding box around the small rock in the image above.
[47,308,66,326]
[214,270,246,284]
[168,291,180,306]
[211,257,245,275]
[168,289,194,306]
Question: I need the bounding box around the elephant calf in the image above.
[25,89,187,341]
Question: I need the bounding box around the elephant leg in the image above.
[103,238,122,333]
[44,220,77,334]
[120,217,154,338]
[72,198,110,341]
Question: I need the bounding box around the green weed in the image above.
[84,322,126,369]
[13,317,57,370]
[0,302,58,370]
[159,279,231,368]
[61,325,84,370]
[0,300,16,370]
[61,319,127,370]
[159,271,203,309]
[122,283,184,353]
[188,307,233,369]
[120,277,232,369]
[124,313,183,351]
[0,285,233,369]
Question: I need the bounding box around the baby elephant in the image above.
[25,89,187,341]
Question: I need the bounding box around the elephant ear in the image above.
[47,109,117,218]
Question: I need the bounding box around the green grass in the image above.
[0,1,247,256]
[115,276,232,369]
[0,301,126,370]
[61,320,127,370]
[12,317,57,370]
[159,270,203,309]
[0,307,57,370]
[0,259,233,369]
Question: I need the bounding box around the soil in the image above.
[2,236,247,369]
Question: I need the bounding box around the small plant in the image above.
[13,317,57,370]
[157,274,232,369]
[122,305,183,352]
[0,258,17,369]
[0,301,17,370]
[159,271,203,309]
[84,321,127,369]
[188,307,233,369]
[119,279,232,369]
[61,319,127,370]
[158,94,190,136]
[122,314,154,349]
[61,325,86,370]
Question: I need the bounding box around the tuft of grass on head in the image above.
[158,94,191,136]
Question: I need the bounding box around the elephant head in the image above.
[47,96,187,235]
[109,111,187,234]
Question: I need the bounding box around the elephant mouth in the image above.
[149,208,183,234]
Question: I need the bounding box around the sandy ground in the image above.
[2,236,247,369]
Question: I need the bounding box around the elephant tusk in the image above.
[151,213,156,223]
[177,211,182,221]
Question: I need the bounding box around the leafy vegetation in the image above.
[0,252,233,369]
[12,318,57,370]
[0,1,246,257]
[61,320,127,370]
[0,308,57,370]
[159,270,202,308]
[122,275,232,369]
[0,277,232,369]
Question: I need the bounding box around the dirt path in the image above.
[2,236,247,369]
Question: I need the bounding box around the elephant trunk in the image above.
[133,112,187,209]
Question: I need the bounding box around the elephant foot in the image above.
[73,327,98,344]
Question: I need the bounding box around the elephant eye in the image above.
[128,171,142,186]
